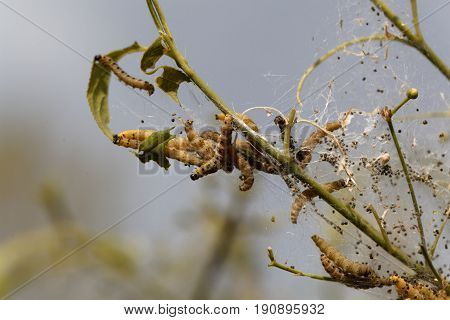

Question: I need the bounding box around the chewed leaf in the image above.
[140,37,166,73]
[87,42,145,141]
[155,66,191,105]
[137,127,175,170]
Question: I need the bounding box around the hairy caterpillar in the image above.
[95,55,155,96]
[312,235,373,277]
[291,179,347,224]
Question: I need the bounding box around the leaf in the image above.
[140,37,167,73]
[87,42,145,141]
[137,127,175,170]
[155,66,191,105]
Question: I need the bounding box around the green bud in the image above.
[406,88,418,99]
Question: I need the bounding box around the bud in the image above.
[406,88,418,99]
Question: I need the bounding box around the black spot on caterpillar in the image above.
[95,55,155,96]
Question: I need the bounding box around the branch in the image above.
[367,204,392,251]
[267,247,335,282]
[410,0,424,41]
[283,108,296,155]
[145,0,432,279]
[381,90,441,285]
[371,0,450,80]
[429,205,450,258]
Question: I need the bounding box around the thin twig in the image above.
[267,247,335,282]
[367,204,392,251]
[284,108,296,155]
[429,206,450,258]
[420,245,444,288]
[410,0,424,41]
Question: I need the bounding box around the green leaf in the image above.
[137,127,175,170]
[140,37,166,73]
[155,66,191,105]
[87,42,145,141]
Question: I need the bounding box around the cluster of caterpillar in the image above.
[114,113,350,222]
[389,276,449,300]
[113,115,277,192]
[312,235,392,289]
[94,55,155,96]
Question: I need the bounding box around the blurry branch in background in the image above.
[189,179,266,299]
[191,190,248,299]
[0,183,137,299]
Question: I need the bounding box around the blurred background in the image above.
[0,0,448,299]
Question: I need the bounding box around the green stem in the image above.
[371,0,450,80]
[284,108,296,155]
[429,206,450,258]
[410,0,424,41]
[367,204,392,251]
[385,115,439,282]
[267,247,335,282]
[146,0,431,279]
[420,245,443,288]
[391,96,410,116]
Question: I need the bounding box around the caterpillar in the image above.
[218,114,234,173]
[320,254,391,289]
[389,276,448,300]
[296,120,342,167]
[113,129,154,149]
[215,113,259,132]
[291,179,347,224]
[183,120,215,159]
[312,235,373,277]
[95,55,155,96]
[114,129,205,167]
[235,153,254,191]
[191,115,235,180]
